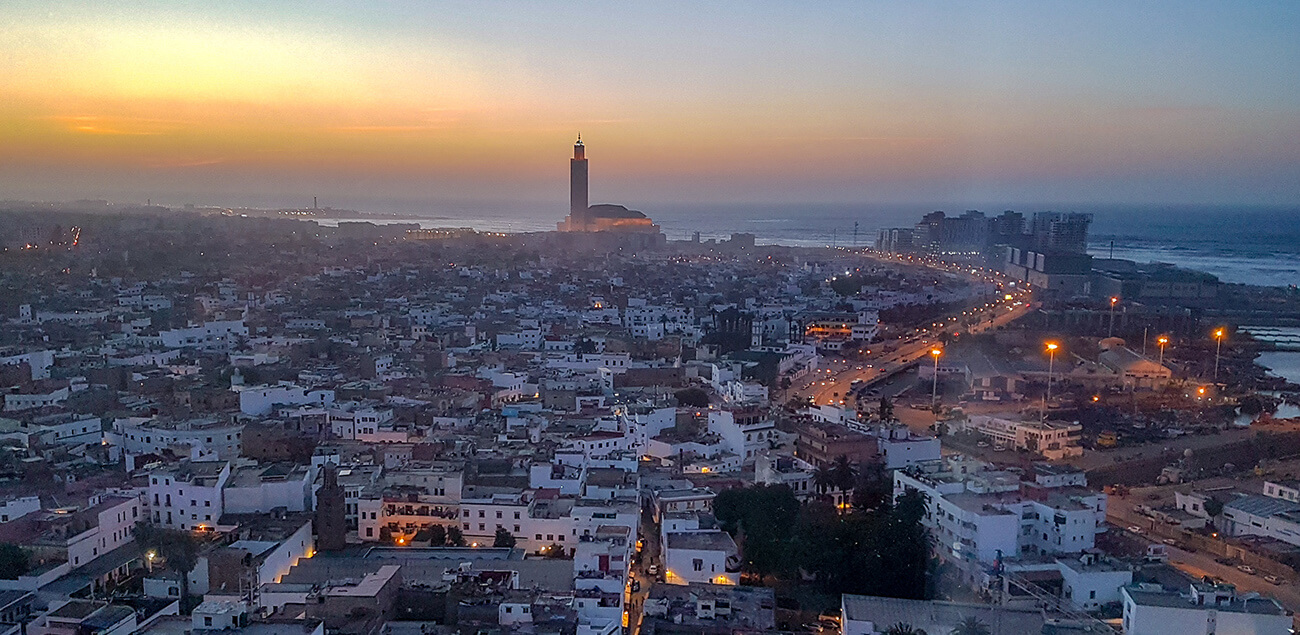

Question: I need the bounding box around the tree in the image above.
[950,617,991,635]
[852,461,892,512]
[446,525,467,547]
[886,624,928,635]
[135,523,200,600]
[831,455,857,493]
[813,465,835,495]
[0,543,29,580]
[1204,498,1225,519]
[674,387,710,408]
[494,527,517,548]
[713,484,801,576]
[878,397,895,422]
[428,524,448,546]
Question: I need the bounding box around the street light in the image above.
[1213,328,1226,382]
[1108,297,1119,337]
[930,348,942,405]
[1157,336,1168,367]
[1044,342,1059,421]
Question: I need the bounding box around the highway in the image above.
[792,270,1034,409]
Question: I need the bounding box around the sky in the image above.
[1,1,1299,211]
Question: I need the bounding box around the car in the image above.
[1162,538,1177,546]
[1265,575,1282,585]
[647,564,659,575]
[1127,526,1143,533]
[976,441,990,448]
[1237,565,1256,575]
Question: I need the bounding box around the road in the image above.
[793,294,1035,409]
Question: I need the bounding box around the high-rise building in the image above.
[1031,212,1092,253]
[570,134,588,226]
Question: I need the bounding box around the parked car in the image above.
[1127,526,1142,534]
[1264,575,1282,585]
[647,564,659,575]
[1237,565,1256,575]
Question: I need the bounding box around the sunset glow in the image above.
[3,1,1298,208]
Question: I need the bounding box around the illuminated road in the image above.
[793,258,1035,409]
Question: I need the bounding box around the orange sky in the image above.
[2,1,1298,207]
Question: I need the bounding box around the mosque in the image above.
[557,135,661,234]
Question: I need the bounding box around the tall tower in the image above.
[570,134,589,228]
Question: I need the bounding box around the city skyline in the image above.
[2,1,1299,208]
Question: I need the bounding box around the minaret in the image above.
[570,134,589,229]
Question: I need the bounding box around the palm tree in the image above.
[813,464,834,494]
[950,616,991,635]
[885,624,927,635]
[831,455,857,493]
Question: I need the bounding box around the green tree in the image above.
[831,455,857,493]
[886,624,928,635]
[950,617,991,635]
[0,543,30,580]
[1204,498,1225,518]
[713,485,801,576]
[135,523,200,601]
[427,524,447,546]
[446,525,467,547]
[878,397,895,421]
[852,461,892,512]
[493,527,517,548]
[813,465,835,495]
[674,387,710,408]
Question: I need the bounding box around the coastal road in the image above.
[794,294,1035,408]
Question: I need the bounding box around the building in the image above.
[842,594,1048,635]
[1121,582,1291,635]
[894,457,1105,567]
[1096,339,1172,391]
[794,421,879,468]
[641,583,775,635]
[959,416,1083,460]
[663,531,740,586]
[558,136,662,235]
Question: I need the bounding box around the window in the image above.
[366,528,373,537]
[204,617,213,627]
[536,534,543,540]
[693,559,703,571]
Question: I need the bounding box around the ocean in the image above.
[308,201,1300,288]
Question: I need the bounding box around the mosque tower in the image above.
[570,134,589,228]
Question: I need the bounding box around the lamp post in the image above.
[1108,297,1119,337]
[1213,328,1225,382]
[1157,336,1168,367]
[930,348,942,405]
[1044,342,1059,421]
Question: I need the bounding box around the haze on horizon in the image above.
[2,0,1299,211]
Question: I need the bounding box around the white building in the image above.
[158,320,248,349]
[0,495,41,523]
[116,417,244,461]
[894,457,1105,567]
[1121,582,1291,635]
[237,383,335,416]
[148,461,231,530]
[876,425,942,470]
[663,531,739,586]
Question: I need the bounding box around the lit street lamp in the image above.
[1157,336,1168,367]
[1044,342,1059,421]
[1213,328,1226,383]
[1108,297,1119,337]
[930,348,942,405]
